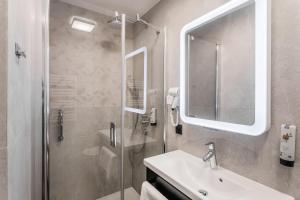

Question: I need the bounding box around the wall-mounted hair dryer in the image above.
[167,87,179,110]
[167,87,180,126]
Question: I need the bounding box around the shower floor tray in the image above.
[96,187,140,200]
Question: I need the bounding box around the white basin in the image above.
[144,150,294,200]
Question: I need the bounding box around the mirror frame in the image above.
[125,47,148,114]
[180,0,271,136]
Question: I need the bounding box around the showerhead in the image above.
[107,17,122,25]
[107,11,122,27]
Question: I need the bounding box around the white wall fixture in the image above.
[70,16,96,32]
[180,0,271,136]
[125,47,148,114]
[166,87,180,127]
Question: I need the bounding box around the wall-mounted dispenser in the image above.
[167,87,180,127]
[150,108,157,126]
[280,124,296,167]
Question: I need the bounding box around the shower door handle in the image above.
[110,122,116,147]
[58,109,64,141]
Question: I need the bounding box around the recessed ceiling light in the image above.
[70,16,96,32]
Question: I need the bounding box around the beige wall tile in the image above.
[0,149,7,200]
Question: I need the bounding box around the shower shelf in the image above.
[97,128,156,148]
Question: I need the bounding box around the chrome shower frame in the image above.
[135,13,161,34]
[42,0,50,199]
[120,14,126,200]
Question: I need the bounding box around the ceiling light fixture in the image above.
[70,16,96,32]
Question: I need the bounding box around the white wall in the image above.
[0,0,8,199]
[7,0,44,199]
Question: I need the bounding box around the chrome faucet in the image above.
[202,142,218,169]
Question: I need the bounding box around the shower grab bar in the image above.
[58,109,64,141]
[110,122,117,147]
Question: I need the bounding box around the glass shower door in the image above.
[48,2,125,200]
[47,2,164,199]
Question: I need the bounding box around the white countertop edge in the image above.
[144,151,204,200]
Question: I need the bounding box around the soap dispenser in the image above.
[280,124,296,167]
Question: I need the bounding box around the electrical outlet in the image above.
[176,124,183,135]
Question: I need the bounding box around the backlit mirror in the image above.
[125,47,147,114]
[180,0,271,135]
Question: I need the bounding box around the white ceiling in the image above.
[60,0,160,17]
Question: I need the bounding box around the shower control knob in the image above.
[58,135,64,141]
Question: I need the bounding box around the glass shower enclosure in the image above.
[44,1,165,200]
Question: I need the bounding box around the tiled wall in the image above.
[0,0,7,199]
[144,0,300,199]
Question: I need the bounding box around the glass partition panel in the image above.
[123,15,165,200]
[49,1,124,199]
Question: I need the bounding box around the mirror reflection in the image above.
[186,4,255,125]
[125,48,146,113]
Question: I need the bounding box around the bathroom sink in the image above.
[144,150,294,200]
